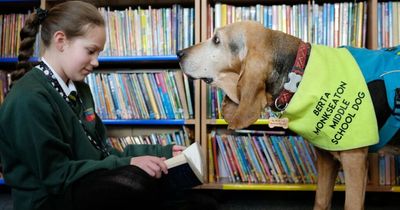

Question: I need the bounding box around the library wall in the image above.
[1,0,400,191]
[199,0,400,191]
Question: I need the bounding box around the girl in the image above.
[0,1,193,210]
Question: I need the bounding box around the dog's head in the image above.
[177,21,301,129]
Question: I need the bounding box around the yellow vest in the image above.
[282,45,379,151]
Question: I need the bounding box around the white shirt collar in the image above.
[41,58,77,95]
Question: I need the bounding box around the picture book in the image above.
[162,142,204,191]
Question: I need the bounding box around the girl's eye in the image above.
[87,49,95,55]
[213,36,220,45]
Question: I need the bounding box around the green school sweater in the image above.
[0,68,173,210]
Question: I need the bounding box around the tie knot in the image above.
[68,91,78,103]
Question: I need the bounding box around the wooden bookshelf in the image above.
[1,0,399,193]
[198,0,400,192]
[0,0,202,186]
[198,183,400,192]
[43,0,202,143]
[0,0,41,187]
[0,0,39,12]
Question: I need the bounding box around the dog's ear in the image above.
[218,72,240,104]
[227,52,272,130]
[221,95,238,124]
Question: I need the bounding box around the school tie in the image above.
[68,91,78,105]
[67,90,80,113]
[36,62,110,157]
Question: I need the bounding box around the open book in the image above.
[162,142,204,191]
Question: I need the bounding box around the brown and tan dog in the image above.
[177,20,399,210]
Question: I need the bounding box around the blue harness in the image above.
[344,46,400,152]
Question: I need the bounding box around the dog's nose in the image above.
[176,50,185,60]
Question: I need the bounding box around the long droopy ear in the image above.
[221,95,238,124]
[226,52,272,130]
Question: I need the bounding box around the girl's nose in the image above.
[91,56,99,67]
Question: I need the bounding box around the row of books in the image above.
[377,2,400,48]
[0,70,9,105]
[207,132,344,184]
[107,129,191,152]
[2,2,400,58]
[0,12,41,58]
[208,131,400,186]
[207,86,272,119]
[369,152,400,186]
[0,4,195,58]
[99,5,195,56]
[210,2,367,48]
[85,70,194,120]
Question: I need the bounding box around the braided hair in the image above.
[12,1,104,84]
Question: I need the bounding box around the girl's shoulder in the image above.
[5,68,56,104]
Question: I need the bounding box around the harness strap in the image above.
[370,115,400,152]
[394,88,400,116]
[369,87,400,152]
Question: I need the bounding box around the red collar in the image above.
[274,42,311,111]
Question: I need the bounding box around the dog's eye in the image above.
[213,36,220,45]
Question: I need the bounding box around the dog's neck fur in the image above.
[267,31,303,105]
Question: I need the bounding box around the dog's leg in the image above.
[340,147,368,210]
[313,148,340,210]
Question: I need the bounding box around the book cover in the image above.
[148,73,167,119]
[227,135,247,182]
[182,73,194,118]
[236,137,257,183]
[243,136,266,183]
[368,153,379,185]
[131,74,152,119]
[264,136,285,183]
[234,137,252,182]
[162,142,204,191]
[166,71,184,119]
[207,133,215,183]
[173,70,190,119]
[140,73,160,119]
[216,135,235,182]
[210,131,220,182]
[251,136,273,183]
[378,153,386,185]
[222,135,241,182]
[257,136,279,183]
[154,72,175,119]
[101,74,117,119]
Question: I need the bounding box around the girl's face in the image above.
[61,26,106,82]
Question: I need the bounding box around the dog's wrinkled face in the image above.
[178,21,275,129]
[177,22,251,104]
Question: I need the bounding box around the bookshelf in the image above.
[45,0,201,140]
[0,0,41,187]
[0,0,399,194]
[77,0,201,153]
[198,0,400,192]
[0,0,201,186]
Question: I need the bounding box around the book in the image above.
[162,142,204,191]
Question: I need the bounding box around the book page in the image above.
[164,142,204,183]
[165,152,186,169]
[183,142,203,176]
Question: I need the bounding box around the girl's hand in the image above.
[172,145,186,157]
[130,156,168,178]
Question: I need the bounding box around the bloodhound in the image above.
[177,20,400,210]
